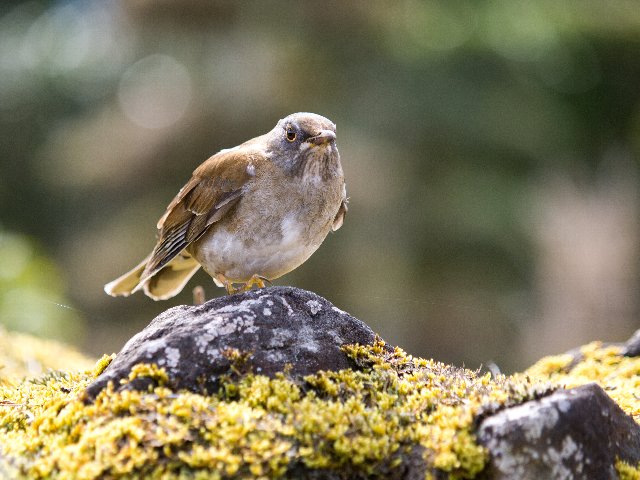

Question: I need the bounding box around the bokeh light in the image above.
[118,54,192,129]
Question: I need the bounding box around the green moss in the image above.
[2,333,640,479]
[0,337,553,479]
[617,459,640,480]
[526,341,640,423]
[0,325,94,380]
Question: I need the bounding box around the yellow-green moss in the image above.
[0,338,553,479]
[2,333,640,479]
[526,341,640,423]
[617,458,640,480]
[0,325,94,380]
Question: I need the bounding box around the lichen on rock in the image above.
[84,287,380,400]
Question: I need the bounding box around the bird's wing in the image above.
[139,150,258,282]
[332,184,348,231]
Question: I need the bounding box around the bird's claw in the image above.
[219,274,270,294]
[240,274,269,292]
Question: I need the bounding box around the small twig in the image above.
[193,286,205,305]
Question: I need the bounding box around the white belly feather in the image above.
[194,211,329,283]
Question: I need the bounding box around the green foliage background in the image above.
[1,0,640,371]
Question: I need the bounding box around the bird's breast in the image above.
[191,168,343,283]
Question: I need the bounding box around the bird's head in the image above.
[266,112,340,179]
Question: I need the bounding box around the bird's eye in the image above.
[286,126,297,142]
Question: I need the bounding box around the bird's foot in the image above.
[216,274,239,295]
[216,273,271,295]
[217,274,270,294]
[239,274,270,292]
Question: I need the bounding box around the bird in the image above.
[104,112,347,300]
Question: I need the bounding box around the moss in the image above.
[617,459,640,480]
[0,325,94,380]
[1,333,640,479]
[526,341,640,423]
[0,337,554,479]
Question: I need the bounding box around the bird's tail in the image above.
[104,252,201,301]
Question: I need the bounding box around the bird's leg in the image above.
[217,273,269,294]
[216,273,239,295]
[224,282,239,295]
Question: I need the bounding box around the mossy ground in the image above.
[525,341,640,480]
[618,459,640,480]
[525,341,640,423]
[1,331,639,479]
[0,325,93,380]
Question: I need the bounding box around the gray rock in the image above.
[84,286,377,400]
[621,328,640,357]
[477,383,640,480]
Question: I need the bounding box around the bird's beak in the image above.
[308,130,336,145]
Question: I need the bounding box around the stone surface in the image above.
[621,328,640,357]
[85,286,378,400]
[477,383,640,480]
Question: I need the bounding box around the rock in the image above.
[621,328,640,357]
[84,286,378,400]
[477,383,640,480]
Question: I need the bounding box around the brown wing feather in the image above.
[141,150,257,281]
[332,185,348,231]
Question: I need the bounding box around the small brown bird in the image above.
[104,112,347,300]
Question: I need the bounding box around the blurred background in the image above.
[1,0,640,372]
